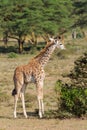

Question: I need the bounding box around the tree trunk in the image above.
[3,32,8,48]
[3,37,8,48]
[18,41,23,53]
[18,39,24,53]
[31,32,37,44]
[18,35,26,53]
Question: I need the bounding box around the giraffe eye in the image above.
[55,39,57,42]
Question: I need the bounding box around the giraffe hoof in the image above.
[25,116,28,119]
[25,114,28,118]
[14,116,17,119]
[39,114,43,119]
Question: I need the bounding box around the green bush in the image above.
[55,80,87,117]
[8,52,18,58]
[69,53,87,88]
[55,53,87,117]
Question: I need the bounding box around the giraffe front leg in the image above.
[41,99,44,115]
[38,98,44,118]
[38,98,43,118]
[36,82,44,118]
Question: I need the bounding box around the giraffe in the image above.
[12,36,65,118]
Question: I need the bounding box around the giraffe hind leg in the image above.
[12,87,18,118]
[36,81,44,118]
[14,94,18,118]
[20,92,28,118]
[13,87,21,118]
[20,84,28,118]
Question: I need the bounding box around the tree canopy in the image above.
[0,0,86,52]
[72,0,87,28]
[0,0,73,34]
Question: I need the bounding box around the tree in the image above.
[73,0,87,28]
[0,0,30,53]
[0,0,74,53]
[42,0,74,34]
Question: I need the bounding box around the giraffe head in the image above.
[49,36,65,50]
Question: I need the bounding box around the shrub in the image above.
[69,52,87,88]
[55,80,87,117]
[55,53,87,117]
[8,52,18,58]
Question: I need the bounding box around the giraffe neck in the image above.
[35,42,56,67]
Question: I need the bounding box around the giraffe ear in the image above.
[49,38,54,42]
[58,36,61,39]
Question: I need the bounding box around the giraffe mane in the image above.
[34,41,54,59]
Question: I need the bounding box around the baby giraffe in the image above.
[12,36,65,118]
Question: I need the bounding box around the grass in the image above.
[0,37,87,129]
[44,109,74,119]
[8,52,18,58]
[0,92,10,106]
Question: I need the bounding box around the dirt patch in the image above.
[0,116,87,130]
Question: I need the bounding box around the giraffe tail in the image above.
[12,88,17,96]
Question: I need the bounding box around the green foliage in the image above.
[0,0,86,53]
[55,80,62,95]
[73,27,85,39]
[0,0,73,36]
[55,80,87,117]
[0,0,86,38]
[69,53,87,88]
[61,85,87,117]
[73,0,87,28]
[0,0,73,53]
[55,53,87,117]
[8,52,18,58]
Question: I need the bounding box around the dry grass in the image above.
[0,38,87,130]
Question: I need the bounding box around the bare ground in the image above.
[0,105,87,130]
[0,117,87,130]
[0,38,87,130]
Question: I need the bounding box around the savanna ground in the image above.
[0,36,87,130]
